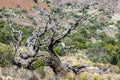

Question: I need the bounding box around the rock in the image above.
[83,55,89,60]
[29,71,40,80]
[44,66,55,80]
[0,75,5,80]
[87,66,99,70]
[6,76,13,80]
[70,66,87,75]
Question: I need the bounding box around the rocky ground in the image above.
[0,53,120,80]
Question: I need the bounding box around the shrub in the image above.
[98,8,105,12]
[44,0,51,4]
[0,22,34,45]
[9,24,34,45]
[86,43,110,63]
[21,10,27,13]
[94,75,104,80]
[0,21,13,44]
[0,20,4,28]
[107,76,111,80]
[103,43,120,67]
[79,73,88,80]
[53,8,61,13]
[34,60,47,69]
[34,60,47,77]
[54,46,66,56]
[64,73,76,80]
[104,44,119,53]
[98,33,115,44]
[66,2,72,6]
[76,43,88,49]
[115,20,120,29]
[0,42,14,67]
[70,12,81,19]
[0,7,5,12]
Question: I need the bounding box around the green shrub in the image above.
[85,5,90,9]
[76,43,88,49]
[44,0,51,4]
[103,43,120,67]
[94,75,104,80]
[21,10,27,13]
[80,73,88,80]
[104,44,119,52]
[54,46,65,56]
[0,22,34,45]
[34,60,47,77]
[9,23,34,45]
[53,8,61,13]
[115,20,120,29]
[0,20,5,28]
[34,60,47,69]
[98,8,105,12]
[70,12,81,18]
[0,21,13,44]
[0,42,14,67]
[66,2,72,6]
[0,7,5,12]
[107,76,111,80]
[86,43,110,63]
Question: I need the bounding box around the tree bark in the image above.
[48,54,68,77]
[47,43,68,79]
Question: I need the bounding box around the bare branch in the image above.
[9,23,23,57]
[52,17,85,45]
[14,11,54,68]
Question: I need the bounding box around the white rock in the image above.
[6,76,13,80]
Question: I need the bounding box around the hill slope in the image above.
[0,0,51,11]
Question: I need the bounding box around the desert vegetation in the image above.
[0,0,120,80]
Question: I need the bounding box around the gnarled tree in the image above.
[9,5,88,79]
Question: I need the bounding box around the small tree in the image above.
[9,4,89,79]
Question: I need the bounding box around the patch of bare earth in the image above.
[0,0,51,11]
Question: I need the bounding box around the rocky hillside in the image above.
[0,0,120,80]
[0,0,120,13]
[46,0,120,13]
